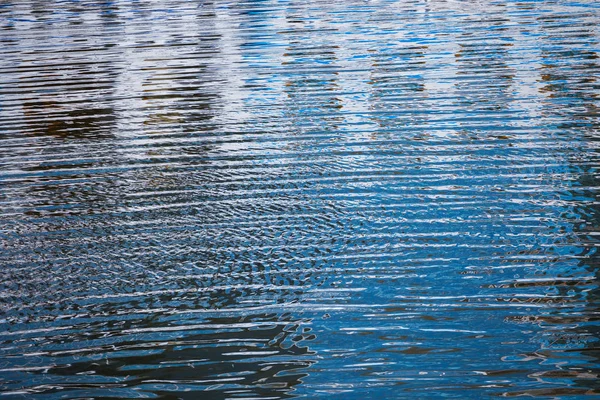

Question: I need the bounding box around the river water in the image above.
[0,0,599,399]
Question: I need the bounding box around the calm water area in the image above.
[0,0,599,398]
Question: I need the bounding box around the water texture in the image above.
[0,0,599,398]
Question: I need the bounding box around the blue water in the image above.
[1,0,599,398]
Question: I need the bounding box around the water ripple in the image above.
[1,0,599,398]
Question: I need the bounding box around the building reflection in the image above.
[9,2,119,140]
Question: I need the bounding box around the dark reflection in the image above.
[496,6,600,397]
[571,209,600,393]
[21,103,116,139]
[555,51,600,395]
[1,311,314,399]
[0,314,315,398]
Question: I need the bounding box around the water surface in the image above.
[1,0,599,398]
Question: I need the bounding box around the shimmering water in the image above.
[1,0,599,398]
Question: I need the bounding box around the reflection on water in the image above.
[1,0,599,398]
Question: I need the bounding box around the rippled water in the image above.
[1,0,599,398]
